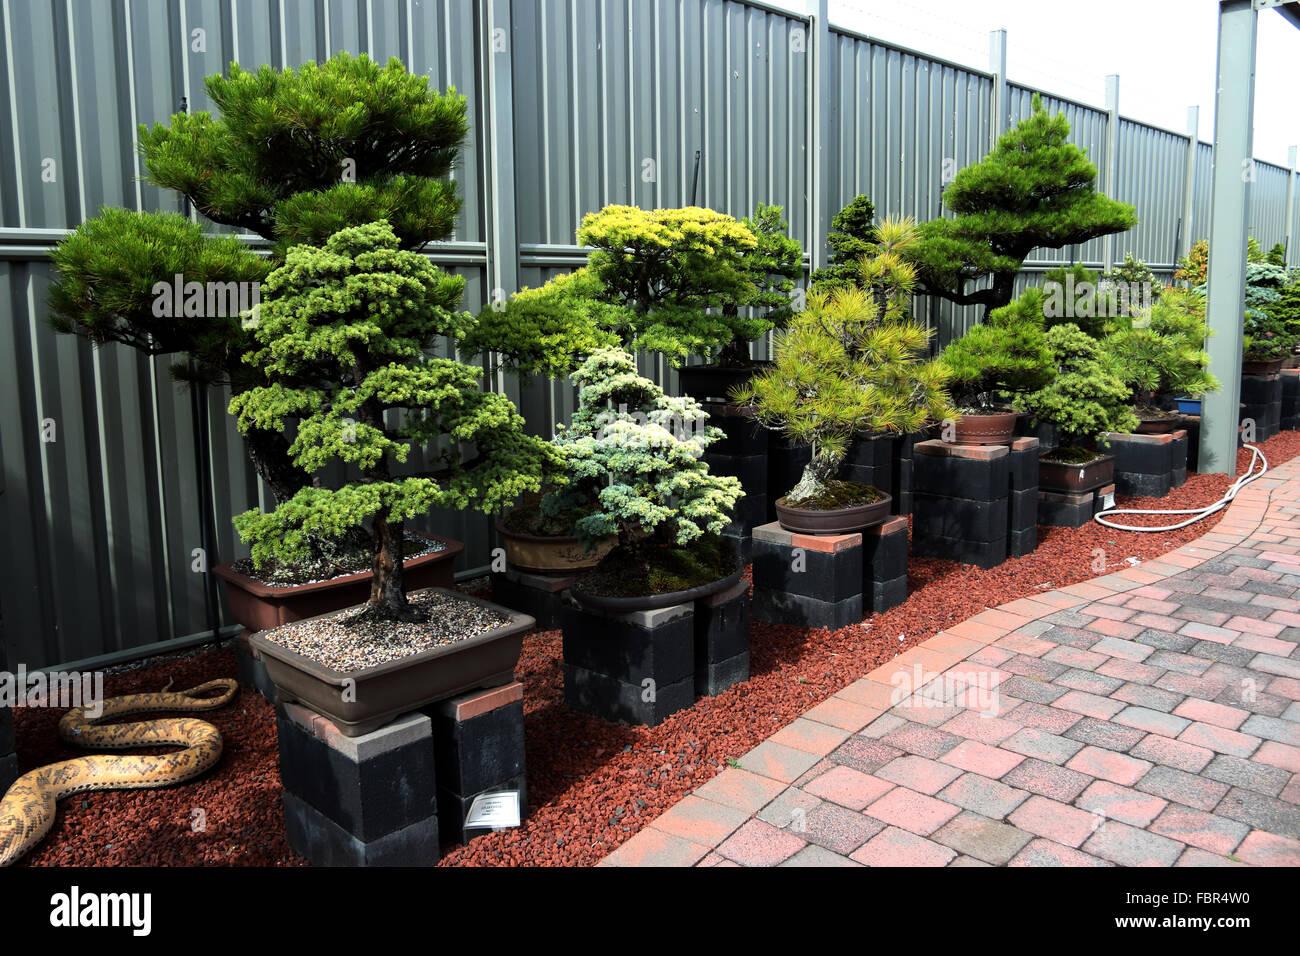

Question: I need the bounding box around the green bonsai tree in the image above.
[1175,239,1208,286]
[229,222,553,621]
[737,219,955,504]
[47,53,470,504]
[544,349,743,589]
[906,95,1137,318]
[1105,288,1219,409]
[810,194,877,293]
[716,203,804,365]
[939,289,1056,412]
[1016,323,1138,444]
[1100,253,1164,318]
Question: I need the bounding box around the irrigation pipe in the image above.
[1093,444,1269,532]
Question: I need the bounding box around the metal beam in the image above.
[807,0,832,272]
[1102,75,1121,274]
[1179,106,1200,261]
[1201,0,1260,477]
[989,29,1007,152]
[1286,145,1298,268]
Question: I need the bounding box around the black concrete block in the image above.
[1038,493,1094,528]
[727,491,768,531]
[862,523,908,583]
[560,602,695,689]
[706,411,769,457]
[1282,373,1300,425]
[767,439,811,513]
[1009,487,1039,535]
[275,708,438,843]
[696,651,750,697]
[1182,418,1201,472]
[1009,526,1039,558]
[752,588,863,630]
[0,751,15,795]
[236,634,280,704]
[868,575,908,614]
[892,457,913,515]
[283,791,439,867]
[720,529,753,567]
[912,532,1007,570]
[913,494,1008,543]
[1172,465,1187,489]
[845,435,894,470]
[1007,445,1040,493]
[1102,435,1173,475]
[492,572,573,630]
[752,537,863,604]
[1240,374,1282,405]
[562,663,694,726]
[439,773,528,846]
[1115,471,1173,498]
[913,452,1009,501]
[430,699,525,798]
[694,582,750,667]
[705,451,767,494]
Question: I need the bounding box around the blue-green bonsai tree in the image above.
[229,221,554,621]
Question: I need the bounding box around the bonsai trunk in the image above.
[242,427,309,505]
[367,515,424,623]
[787,446,840,502]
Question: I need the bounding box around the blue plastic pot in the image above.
[1175,397,1202,415]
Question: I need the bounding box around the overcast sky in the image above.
[785,0,1298,168]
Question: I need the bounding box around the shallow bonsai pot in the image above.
[214,531,463,632]
[1175,397,1202,415]
[495,514,613,575]
[676,364,765,404]
[570,566,745,612]
[952,411,1018,445]
[774,491,893,535]
[248,587,533,737]
[1134,412,1180,434]
[1038,454,1115,493]
[1242,357,1286,375]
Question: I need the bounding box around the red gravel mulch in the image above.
[10,432,1298,867]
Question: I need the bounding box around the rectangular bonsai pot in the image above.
[249,588,534,737]
[1038,454,1115,493]
[215,532,463,632]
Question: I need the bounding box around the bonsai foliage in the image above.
[1016,323,1138,443]
[940,289,1056,411]
[810,194,877,293]
[718,203,804,365]
[1106,289,1219,407]
[1100,253,1164,317]
[1174,239,1208,285]
[543,349,742,554]
[737,220,955,502]
[906,95,1137,317]
[574,205,760,365]
[229,222,553,621]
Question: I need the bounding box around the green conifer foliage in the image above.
[809,194,877,293]
[907,95,1136,317]
[229,221,553,621]
[1106,289,1219,406]
[1016,324,1138,443]
[940,289,1056,411]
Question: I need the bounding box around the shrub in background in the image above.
[1106,289,1219,409]
[810,194,877,293]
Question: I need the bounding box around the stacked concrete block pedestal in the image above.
[701,403,768,563]
[1240,374,1282,441]
[492,570,574,630]
[911,441,1011,569]
[1101,429,1188,498]
[1280,369,1300,430]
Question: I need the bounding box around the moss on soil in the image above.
[575,535,737,598]
[233,531,438,586]
[502,502,592,538]
[785,480,884,511]
[1042,446,1104,465]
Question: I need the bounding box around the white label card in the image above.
[465,791,521,830]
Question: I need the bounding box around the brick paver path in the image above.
[601,457,1300,867]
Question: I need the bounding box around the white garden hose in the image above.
[1092,444,1269,532]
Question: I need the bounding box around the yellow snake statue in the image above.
[0,678,239,867]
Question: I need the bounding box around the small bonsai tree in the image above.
[906,95,1137,318]
[1106,289,1219,409]
[939,289,1056,412]
[543,349,743,589]
[229,222,553,622]
[1016,323,1138,445]
[810,194,877,293]
[737,219,955,503]
[1100,253,1164,318]
[716,203,804,365]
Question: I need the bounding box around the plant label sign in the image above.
[465,791,521,830]
[1101,492,1115,510]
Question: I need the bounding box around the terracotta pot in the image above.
[248,588,533,737]
[495,514,613,574]
[953,411,1018,446]
[675,363,765,404]
[774,491,893,534]
[214,531,463,632]
[1242,357,1286,374]
[1038,454,1115,493]
[1134,412,1179,434]
[570,566,745,613]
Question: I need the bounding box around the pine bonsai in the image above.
[1016,323,1138,444]
[737,219,955,504]
[47,52,469,505]
[810,194,877,293]
[229,221,553,621]
[906,95,1137,318]
[1106,289,1219,410]
[544,349,744,593]
[939,289,1056,412]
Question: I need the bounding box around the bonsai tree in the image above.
[47,53,469,504]
[737,219,955,504]
[542,349,744,589]
[810,194,877,293]
[1106,289,1219,410]
[939,289,1056,412]
[1016,323,1138,445]
[229,221,554,622]
[1100,253,1163,318]
[716,203,804,366]
[906,94,1137,318]
[1175,239,1209,286]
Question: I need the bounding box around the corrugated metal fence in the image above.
[1,0,1297,669]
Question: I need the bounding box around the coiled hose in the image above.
[1093,444,1269,532]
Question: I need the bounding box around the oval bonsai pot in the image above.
[1134,411,1180,434]
[214,531,463,632]
[676,363,765,404]
[570,566,745,613]
[495,514,613,575]
[1039,454,1115,493]
[774,491,893,535]
[1242,357,1286,375]
[952,410,1018,446]
[248,587,533,737]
